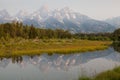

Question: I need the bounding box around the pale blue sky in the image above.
[0,0,120,20]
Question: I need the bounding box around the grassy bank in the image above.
[79,66,120,80]
[0,38,112,57]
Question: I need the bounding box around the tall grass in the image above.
[0,38,112,57]
[79,66,120,80]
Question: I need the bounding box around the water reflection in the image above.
[0,47,120,80]
[0,48,114,69]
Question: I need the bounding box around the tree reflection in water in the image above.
[0,48,114,69]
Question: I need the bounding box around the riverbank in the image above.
[79,66,120,80]
[0,38,112,57]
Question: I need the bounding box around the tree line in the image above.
[74,33,112,41]
[112,28,120,41]
[0,22,119,40]
[0,22,72,39]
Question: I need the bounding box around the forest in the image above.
[0,22,72,39]
[0,22,118,41]
[0,22,112,57]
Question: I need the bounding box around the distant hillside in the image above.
[105,16,120,28]
[0,7,116,33]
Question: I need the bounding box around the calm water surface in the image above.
[0,47,120,80]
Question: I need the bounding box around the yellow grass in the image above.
[0,39,112,57]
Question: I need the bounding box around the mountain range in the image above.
[0,6,120,33]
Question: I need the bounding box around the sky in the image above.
[0,0,120,20]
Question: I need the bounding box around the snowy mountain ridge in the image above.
[0,7,117,33]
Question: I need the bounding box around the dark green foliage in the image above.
[0,22,72,39]
[112,42,120,52]
[79,77,91,80]
[0,22,114,40]
[78,67,120,80]
[74,33,112,41]
[29,24,37,39]
[112,28,120,41]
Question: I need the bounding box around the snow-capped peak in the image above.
[0,7,115,33]
[0,7,89,23]
[51,7,77,21]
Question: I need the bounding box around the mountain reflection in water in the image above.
[0,47,120,80]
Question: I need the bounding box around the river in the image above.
[0,47,120,80]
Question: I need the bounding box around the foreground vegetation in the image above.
[79,42,120,80]
[0,38,111,57]
[1,21,120,79]
[0,22,113,57]
[79,66,120,80]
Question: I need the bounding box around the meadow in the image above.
[0,38,112,57]
[79,66,120,80]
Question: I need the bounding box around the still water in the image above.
[0,47,120,80]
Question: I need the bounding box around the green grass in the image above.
[0,38,112,57]
[94,66,120,80]
[79,77,91,80]
[79,66,120,80]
